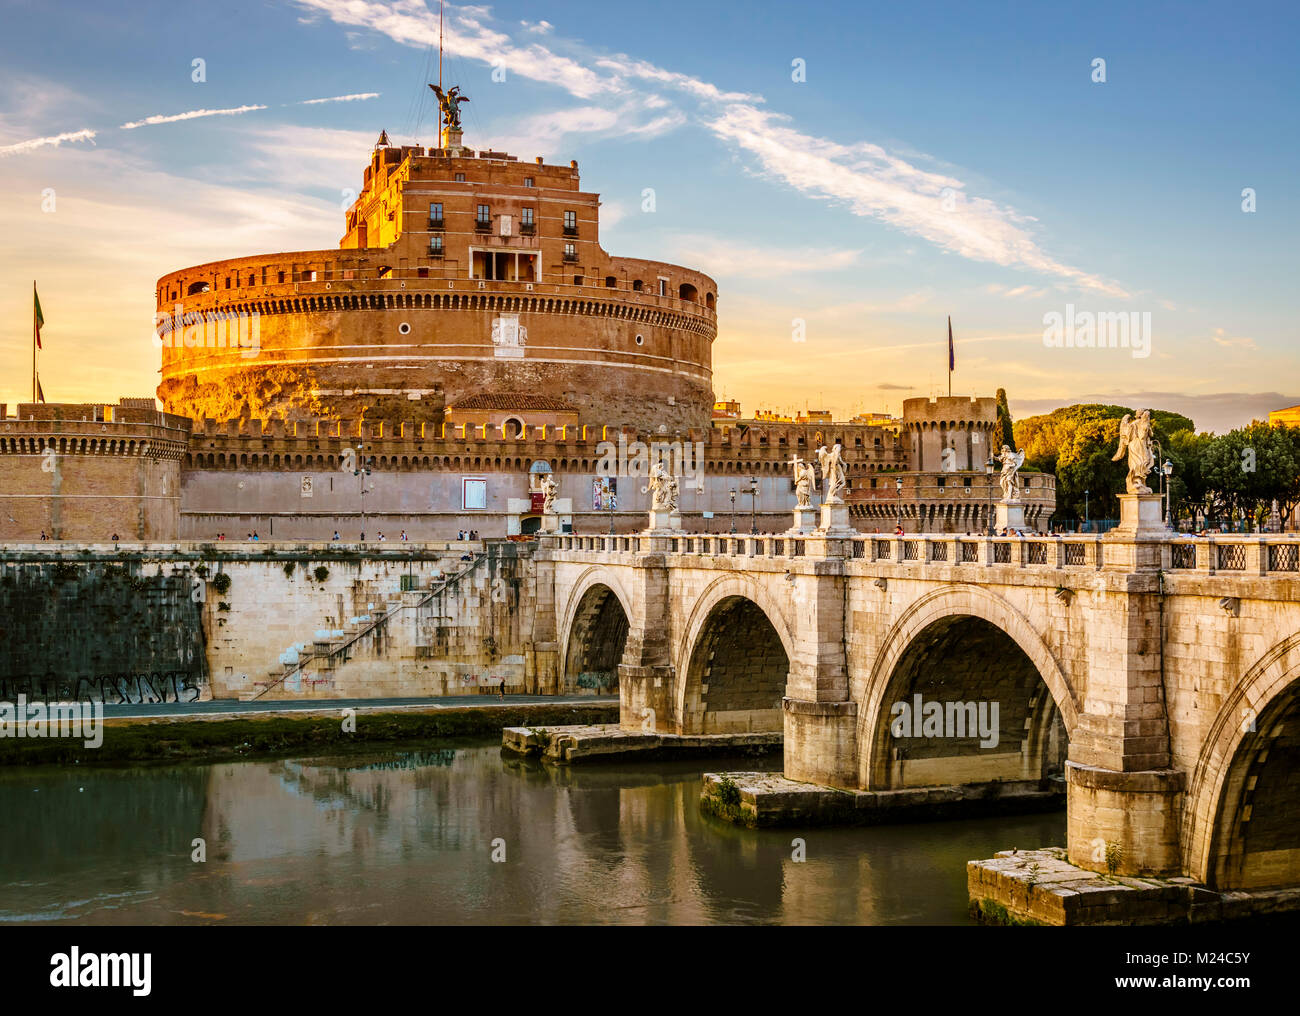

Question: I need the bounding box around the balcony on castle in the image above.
[427,217,444,231]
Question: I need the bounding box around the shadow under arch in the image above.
[1184,632,1300,889]
[859,584,1080,792]
[558,567,635,696]
[675,574,795,735]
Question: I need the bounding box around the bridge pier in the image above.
[782,698,858,787]
[1065,763,1186,876]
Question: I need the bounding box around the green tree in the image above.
[1201,422,1300,530]
[994,388,1016,452]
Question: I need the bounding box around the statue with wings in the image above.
[1112,409,1155,494]
[997,444,1026,502]
[816,444,848,504]
[429,84,470,130]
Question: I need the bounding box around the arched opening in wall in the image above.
[684,596,788,734]
[564,583,630,695]
[1207,680,1300,890]
[678,283,698,302]
[503,416,525,439]
[705,292,715,310]
[187,281,210,295]
[520,515,542,536]
[870,615,1067,793]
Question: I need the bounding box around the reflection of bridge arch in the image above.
[559,568,634,695]
[1186,633,1300,889]
[859,585,1079,791]
[677,576,794,735]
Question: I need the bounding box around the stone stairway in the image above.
[242,555,485,700]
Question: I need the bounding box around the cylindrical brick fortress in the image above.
[156,141,717,432]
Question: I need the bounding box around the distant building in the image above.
[1269,405,1300,428]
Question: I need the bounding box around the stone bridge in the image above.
[535,525,1300,891]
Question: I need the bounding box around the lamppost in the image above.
[984,458,995,536]
[354,442,372,540]
[729,489,737,534]
[1162,459,1174,529]
[896,475,904,532]
[748,476,759,535]
[1084,489,1090,534]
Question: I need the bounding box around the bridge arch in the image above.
[1185,632,1300,889]
[859,584,1079,791]
[676,575,794,735]
[558,567,634,695]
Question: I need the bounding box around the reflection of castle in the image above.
[1,126,1052,539]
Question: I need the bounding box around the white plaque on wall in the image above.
[491,314,527,358]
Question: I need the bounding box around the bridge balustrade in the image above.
[541,531,1300,579]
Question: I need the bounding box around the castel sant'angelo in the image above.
[3,101,1053,541]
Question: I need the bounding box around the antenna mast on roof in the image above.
[437,0,444,147]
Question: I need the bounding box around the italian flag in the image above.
[34,284,43,349]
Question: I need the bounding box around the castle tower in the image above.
[156,127,717,432]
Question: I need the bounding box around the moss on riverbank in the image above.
[0,703,618,767]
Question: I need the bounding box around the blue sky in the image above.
[1,0,1296,431]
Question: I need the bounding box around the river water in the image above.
[0,743,1063,925]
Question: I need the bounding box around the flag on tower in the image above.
[34,284,44,349]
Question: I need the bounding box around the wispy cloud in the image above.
[706,105,1128,299]
[0,128,95,157]
[120,105,267,130]
[1211,327,1257,351]
[657,236,863,278]
[298,92,381,105]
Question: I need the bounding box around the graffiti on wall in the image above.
[0,670,205,705]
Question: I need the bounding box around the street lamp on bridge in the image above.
[895,475,904,532]
[985,458,996,536]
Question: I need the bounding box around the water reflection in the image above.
[0,744,1063,925]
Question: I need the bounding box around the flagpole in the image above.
[32,280,37,403]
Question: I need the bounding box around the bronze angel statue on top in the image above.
[429,84,470,130]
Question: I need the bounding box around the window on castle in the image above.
[563,210,577,235]
[632,279,643,292]
[455,172,465,182]
[521,207,534,226]
[476,204,490,224]
[524,177,534,188]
